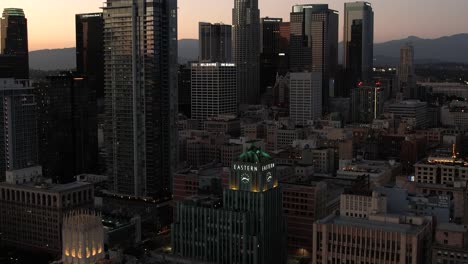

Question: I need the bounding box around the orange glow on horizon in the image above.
[1,0,467,51]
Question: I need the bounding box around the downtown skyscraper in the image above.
[343,2,374,82]
[35,72,98,183]
[260,17,289,96]
[191,62,237,120]
[232,0,260,104]
[76,12,104,112]
[0,8,29,79]
[398,43,417,99]
[289,72,322,125]
[290,4,338,112]
[199,22,232,62]
[103,0,178,199]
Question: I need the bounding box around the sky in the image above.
[1,0,468,51]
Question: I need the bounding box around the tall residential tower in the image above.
[103,0,178,199]
[232,0,260,104]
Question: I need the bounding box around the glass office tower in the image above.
[0,8,29,79]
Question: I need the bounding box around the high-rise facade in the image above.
[233,0,260,104]
[290,5,338,112]
[261,18,282,56]
[178,64,191,118]
[75,13,104,113]
[0,79,38,181]
[351,82,385,123]
[0,8,29,79]
[191,62,237,120]
[343,2,374,81]
[103,0,178,199]
[199,22,232,63]
[172,146,286,264]
[260,18,289,96]
[289,72,322,125]
[398,43,417,99]
[279,22,291,53]
[35,72,98,183]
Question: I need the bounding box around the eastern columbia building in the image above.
[172,146,287,264]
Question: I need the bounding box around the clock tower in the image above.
[230,145,278,192]
[172,145,287,264]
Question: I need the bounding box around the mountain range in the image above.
[28,33,468,70]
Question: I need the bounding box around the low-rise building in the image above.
[337,159,401,187]
[281,178,328,257]
[386,100,428,129]
[396,175,468,224]
[432,223,468,264]
[313,191,433,264]
[414,155,468,185]
[203,115,241,137]
[172,165,229,202]
[0,172,94,254]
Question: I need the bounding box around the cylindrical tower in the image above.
[62,210,105,264]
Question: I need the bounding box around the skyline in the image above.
[1,0,468,51]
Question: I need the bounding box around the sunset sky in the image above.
[1,0,467,51]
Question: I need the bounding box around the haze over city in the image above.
[1,0,468,50]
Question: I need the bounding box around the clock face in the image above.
[241,173,250,184]
[266,172,273,183]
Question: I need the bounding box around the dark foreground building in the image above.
[35,72,98,183]
[172,146,286,264]
[0,174,93,254]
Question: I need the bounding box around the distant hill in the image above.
[341,33,468,66]
[178,39,198,64]
[28,34,468,70]
[375,34,468,65]
[29,48,76,70]
[28,40,200,70]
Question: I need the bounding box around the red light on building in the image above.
[358,81,363,86]
[375,81,381,86]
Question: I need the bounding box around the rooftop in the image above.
[437,223,468,233]
[2,8,25,17]
[0,180,92,193]
[180,195,222,209]
[238,145,272,163]
[388,100,427,107]
[417,157,468,167]
[318,214,427,235]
